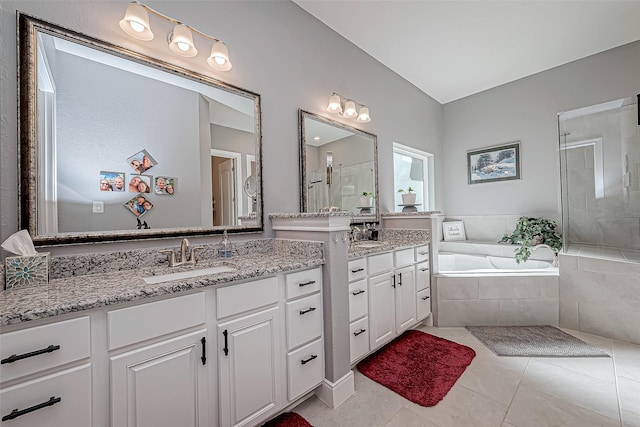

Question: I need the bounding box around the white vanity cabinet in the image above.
[109,292,209,427]
[347,258,369,363]
[414,244,432,321]
[0,317,92,427]
[217,277,281,427]
[348,243,428,362]
[284,267,324,402]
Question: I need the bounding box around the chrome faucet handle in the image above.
[160,249,178,267]
[188,246,205,264]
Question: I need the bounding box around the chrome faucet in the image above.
[531,244,559,268]
[161,238,204,267]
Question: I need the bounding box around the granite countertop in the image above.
[0,240,323,327]
[347,229,431,259]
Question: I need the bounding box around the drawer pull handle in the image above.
[419,251,429,255]
[420,268,429,272]
[299,307,317,315]
[301,354,318,365]
[200,337,207,365]
[398,272,403,286]
[2,396,61,421]
[351,289,365,296]
[1,344,60,364]
[392,275,396,288]
[422,296,430,301]
[222,330,229,356]
[353,328,366,337]
[298,280,316,287]
[351,268,364,273]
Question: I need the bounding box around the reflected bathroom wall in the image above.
[559,96,640,262]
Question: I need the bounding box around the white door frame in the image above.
[211,149,243,218]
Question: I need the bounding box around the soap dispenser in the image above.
[218,230,233,258]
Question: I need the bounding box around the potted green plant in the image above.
[397,187,416,205]
[500,216,562,263]
[360,191,375,207]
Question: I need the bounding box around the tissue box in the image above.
[5,253,49,290]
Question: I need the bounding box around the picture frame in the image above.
[442,221,467,241]
[124,193,153,217]
[99,171,125,192]
[126,149,158,174]
[127,175,152,193]
[467,142,520,184]
[154,176,176,195]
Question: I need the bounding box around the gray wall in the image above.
[442,40,640,218]
[0,1,443,255]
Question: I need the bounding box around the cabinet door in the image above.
[395,265,417,334]
[218,307,281,427]
[110,329,208,427]
[368,273,395,350]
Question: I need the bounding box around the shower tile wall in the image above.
[561,102,640,252]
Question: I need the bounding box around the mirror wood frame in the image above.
[18,13,263,246]
[298,109,379,223]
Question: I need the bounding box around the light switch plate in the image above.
[93,201,104,213]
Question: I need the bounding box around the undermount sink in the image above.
[353,241,384,248]
[143,265,237,285]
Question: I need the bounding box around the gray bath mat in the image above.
[465,326,610,357]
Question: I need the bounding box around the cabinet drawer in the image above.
[286,267,322,300]
[367,252,393,276]
[347,258,367,282]
[109,292,205,350]
[0,317,90,383]
[217,277,278,319]
[416,261,430,291]
[0,363,91,427]
[395,248,414,268]
[287,338,323,401]
[415,244,430,263]
[286,293,322,350]
[349,317,369,364]
[417,288,432,320]
[348,280,368,322]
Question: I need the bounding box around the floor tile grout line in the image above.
[610,345,624,427]
[499,356,532,427]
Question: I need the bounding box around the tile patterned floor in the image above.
[295,325,640,427]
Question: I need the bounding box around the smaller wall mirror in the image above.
[299,110,379,222]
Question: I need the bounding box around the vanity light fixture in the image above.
[325,93,371,123]
[119,1,232,71]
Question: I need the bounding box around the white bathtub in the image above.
[438,252,558,276]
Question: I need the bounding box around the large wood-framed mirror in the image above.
[299,110,379,223]
[18,13,262,245]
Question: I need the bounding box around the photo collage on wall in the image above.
[98,148,178,219]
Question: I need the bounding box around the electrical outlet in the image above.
[92,201,104,213]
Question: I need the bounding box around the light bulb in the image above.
[343,100,357,118]
[327,94,342,114]
[207,41,232,71]
[177,41,190,52]
[168,24,197,57]
[129,20,145,33]
[357,106,371,123]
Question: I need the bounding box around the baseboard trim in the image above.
[315,370,355,409]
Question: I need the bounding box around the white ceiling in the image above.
[293,0,640,104]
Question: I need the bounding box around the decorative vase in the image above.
[401,193,416,205]
[360,196,372,207]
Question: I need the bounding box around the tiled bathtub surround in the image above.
[0,239,324,326]
[560,254,640,344]
[433,274,559,327]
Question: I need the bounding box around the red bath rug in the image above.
[261,412,313,427]
[357,329,476,407]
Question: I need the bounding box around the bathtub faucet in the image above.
[531,244,559,268]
